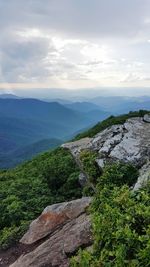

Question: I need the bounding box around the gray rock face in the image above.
[21,197,92,245]
[96,158,105,169]
[143,114,150,123]
[63,117,150,190]
[63,117,150,168]
[62,137,92,158]
[78,172,87,186]
[134,162,150,191]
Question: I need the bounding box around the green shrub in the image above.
[42,148,80,194]
[0,222,28,249]
[0,148,81,249]
[98,162,139,189]
[71,165,150,267]
[80,151,102,184]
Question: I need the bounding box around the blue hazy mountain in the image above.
[0,98,110,168]
[0,138,62,168]
[0,98,93,132]
[65,101,101,112]
[90,96,150,114]
[0,93,21,99]
[65,101,110,122]
[2,95,149,168]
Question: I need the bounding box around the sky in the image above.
[0,0,150,94]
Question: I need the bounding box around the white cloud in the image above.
[0,0,150,89]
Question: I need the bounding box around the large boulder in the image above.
[78,172,87,186]
[134,161,150,191]
[10,214,92,267]
[10,197,92,267]
[21,197,92,245]
[143,114,150,123]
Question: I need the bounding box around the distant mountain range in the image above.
[0,96,109,168]
[0,93,149,168]
[0,93,21,99]
[43,94,150,115]
[64,101,111,123]
[65,101,100,112]
[0,138,62,169]
[90,96,150,114]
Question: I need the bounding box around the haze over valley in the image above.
[0,91,149,168]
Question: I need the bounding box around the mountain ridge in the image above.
[0,98,110,168]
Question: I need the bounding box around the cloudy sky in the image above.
[0,0,150,92]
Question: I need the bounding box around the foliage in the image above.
[71,164,150,267]
[0,148,81,249]
[74,110,149,140]
[80,151,101,184]
[98,162,139,189]
[0,222,28,250]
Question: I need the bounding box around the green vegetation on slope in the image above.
[74,110,149,140]
[1,109,150,267]
[71,162,150,267]
[0,148,81,249]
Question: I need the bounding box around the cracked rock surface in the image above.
[63,117,150,167]
[63,117,150,189]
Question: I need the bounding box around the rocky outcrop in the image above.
[21,197,92,245]
[63,117,150,189]
[143,114,150,123]
[63,117,150,167]
[10,214,92,267]
[10,197,92,267]
[78,172,87,186]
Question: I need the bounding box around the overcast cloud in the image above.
[0,0,150,91]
